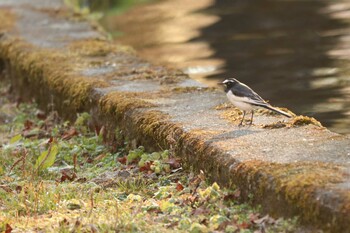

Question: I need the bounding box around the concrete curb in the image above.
[0,1,349,232]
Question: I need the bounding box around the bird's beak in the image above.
[217,82,224,85]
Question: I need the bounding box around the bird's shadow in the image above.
[208,127,261,143]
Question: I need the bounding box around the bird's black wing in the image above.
[231,83,267,106]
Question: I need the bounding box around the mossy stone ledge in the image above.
[0,1,349,232]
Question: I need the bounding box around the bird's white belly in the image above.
[226,91,254,111]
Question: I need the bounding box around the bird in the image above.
[220,78,292,126]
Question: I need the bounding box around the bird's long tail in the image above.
[262,105,292,118]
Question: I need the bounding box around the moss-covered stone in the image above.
[0,36,113,114]
[99,92,154,116]
[231,160,350,231]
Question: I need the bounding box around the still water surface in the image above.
[100,0,350,135]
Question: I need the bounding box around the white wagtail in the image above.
[220,78,292,125]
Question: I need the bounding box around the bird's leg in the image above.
[249,110,254,125]
[239,111,246,126]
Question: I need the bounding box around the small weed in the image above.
[116,176,151,194]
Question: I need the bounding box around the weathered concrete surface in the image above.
[0,1,349,232]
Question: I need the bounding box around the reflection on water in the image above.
[100,0,350,135]
[101,0,224,84]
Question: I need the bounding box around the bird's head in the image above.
[219,78,239,92]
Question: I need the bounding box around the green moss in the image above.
[291,115,323,127]
[133,110,180,149]
[99,92,154,116]
[68,38,133,57]
[232,160,348,226]
[262,115,323,129]
[0,37,112,110]
[262,121,287,129]
[214,104,242,124]
[171,86,217,93]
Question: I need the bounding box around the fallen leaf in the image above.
[118,156,127,165]
[238,221,250,229]
[62,128,78,140]
[176,182,184,191]
[5,223,12,233]
[24,120,34,130]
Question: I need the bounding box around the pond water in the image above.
[100,0,350,135]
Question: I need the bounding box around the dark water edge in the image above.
[99,0,350,135]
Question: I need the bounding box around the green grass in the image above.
[0,83,299,232]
